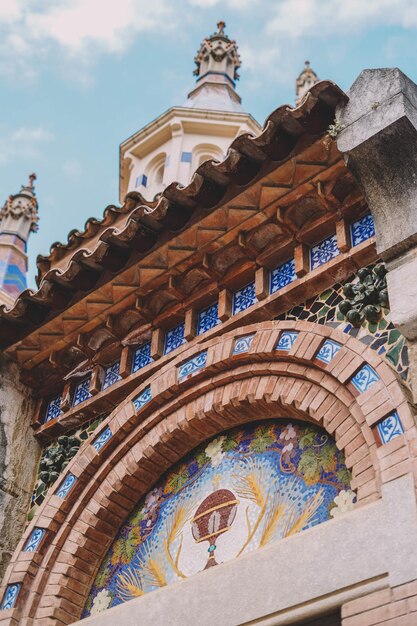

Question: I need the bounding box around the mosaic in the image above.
[232,282,257,315]
[0,584,21,610]
[45,395,62,423]
[73,377,92,407]
[197,303,220,335]
[310,235,340,270]
[277,264,409,381]
[178,352,207,381]
[377,412,404,445]
[23,527,45,553]
[102,361,122,390]
[276,331,299,351]
[132,342,153,373]
[164,323,186,355]
[270,259,296,294]
[28,416,105,521]
[350,213,375,247]
[232,334,255,355]
[83,419,354,617]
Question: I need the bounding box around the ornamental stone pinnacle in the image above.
[0,173,39,303]
[187,21,243,111]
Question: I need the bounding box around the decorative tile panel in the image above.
[102,361,122,390]
[56,473,77,499]
[351,364,380,393]
[132,342,153,373]
[310,235,340,270]
[232,282,257,315]
[270,259,296,294]
[0,584,21,610]
[164,323,186,355]
[377,411,404,444]
[133,387,152,412]
[83,419,353,617]
[92,426,112,452]
[350,214,375,247]
[233,334,255,355]
[73,377,92,407]
[316,340,342,364]
[275,331,299,351]
[197,303,220,335]
[45,395,62,422]
[178,352,208,381]
[24,528,46,552]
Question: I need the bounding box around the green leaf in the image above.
[298,449,320,485]
[318,443,337,473]
[221,436,238,452]
[195,449,210,467]
[336,466,352,486]
[299,429,316,449]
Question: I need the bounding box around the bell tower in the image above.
[0,174,39,305]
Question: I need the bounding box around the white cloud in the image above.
[267,0,417,38]
[0,125,54,165]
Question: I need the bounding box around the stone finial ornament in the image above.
[193,21,241,84]
[339,264,389,327]
[0,173,39,234]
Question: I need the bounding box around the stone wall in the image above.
[0,355,39,577]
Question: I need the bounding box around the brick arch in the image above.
[2,321,416,625]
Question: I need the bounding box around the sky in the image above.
[1,0,417,289]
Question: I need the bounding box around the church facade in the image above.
[1,24,417,626]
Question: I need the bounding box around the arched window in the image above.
[144,152,167,196]
[192,143,224,177]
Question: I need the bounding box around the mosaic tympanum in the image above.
[83,420,354,617]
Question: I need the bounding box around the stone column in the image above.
[336,68,417,400]
[0,355,40,577]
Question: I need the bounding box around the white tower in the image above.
[119,22,261,202]
[296,61,319,106]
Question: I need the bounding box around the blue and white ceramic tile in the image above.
[197,303,220,335]
[276,331,299,351]
[377,411,404,444]
[73,377,91,407]
[92,426,112,452]
[351,364,380,393]
[310,235,340,270]
[270,259,296,295]
[132,342,153,373]
[316,340,342,364]
[232,282,257,315]
[0,584,21,610]
[233,334,255,355]
[45,395,62,422]
[164,323,186,355]
[133,387,152,412]
[102,361,122,390]
[24,528,46,552]
[56,473,77,499]
[178,352,208,381]
[350,214,375,247]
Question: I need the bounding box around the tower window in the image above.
[135,174,147,188]
[181,151,192,163]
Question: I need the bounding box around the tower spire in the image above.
[296,60,319,106]
[186,22,243,112]
[0,174,39,305]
